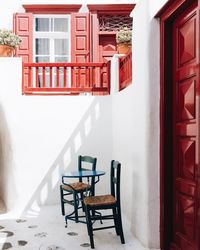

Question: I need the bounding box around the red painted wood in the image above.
[22,4,81,14]
[71,13,90,88]
[24,87,108,93]
[24,62,105,67]
[13,13,33,62]
[99,35,117,62]
[56,67,59,88]
[107,60,111,94]
[71,13,90,63]
[14,13,33,90]
[119,50,132,91]
[87,4,135,14]
[172,4,199,250]
[23,93,81,96]
[98,34,117,94]
[42,67,45,87]
[36,67,39,87]
[90,8,132,94]
[50,67,53,88]
[22,63,25,94]
[91,13,99,63]
[28,67,32,88]
[63,67,67,88]
[71,14,90,84]
[159,7,172,250]
[158,0,199,249]
[22,62,110,95]
[155,0,186,19]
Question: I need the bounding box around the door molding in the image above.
[156,0,199,249]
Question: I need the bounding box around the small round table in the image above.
[62,170,105,180]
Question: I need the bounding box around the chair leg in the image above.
[60,185,65,216]
[73,192,79,223]
[112,208,120,235]
[117,206,125,244]
[80,193,85,212]
[85,206,95,249]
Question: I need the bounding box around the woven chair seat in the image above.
[84,194,116,206]
[62,182,90,192]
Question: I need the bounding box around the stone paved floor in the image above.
[0,204,149,250]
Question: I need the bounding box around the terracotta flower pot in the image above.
[0,45,14,57]
[117,43,131,54]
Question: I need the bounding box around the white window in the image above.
[33,15,71,87]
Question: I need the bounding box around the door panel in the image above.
[99,35,117,62]
[71,13,90,88]
[99,35,117,89]
[71,13,90,62]
[178,16,196,66]
[172,4,199,250]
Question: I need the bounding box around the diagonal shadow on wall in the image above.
[19,97,112,218]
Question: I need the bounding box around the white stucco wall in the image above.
[0,58,112,216]
[0,0,135,216]
[0,0,171,249]
[111,0,167,249]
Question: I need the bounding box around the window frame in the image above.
[33,14,71,87]
[33,14,71,63]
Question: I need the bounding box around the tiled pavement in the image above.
[0,204,149,250]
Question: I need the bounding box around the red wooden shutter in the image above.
[14,13,33,93]
[13,13,33,62]
[71,13,90,88]
[71,13,90,62]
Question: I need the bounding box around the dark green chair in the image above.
[60,155,97,223]
[84,160,125,249]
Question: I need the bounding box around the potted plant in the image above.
[116,27,132,54]
[0,29,22,57]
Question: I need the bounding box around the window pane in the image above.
[55,39,68,55]
[54,18,68,32]
[55,57,69,62]
[36,56,50,62]
[35,18,49,32]
[36,39,49,55]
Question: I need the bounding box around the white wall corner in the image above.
[110,54,125,95]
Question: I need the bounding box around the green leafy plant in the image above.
[116,27,132,45]
[0,29,22,48]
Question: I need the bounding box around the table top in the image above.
[62,170,105,178]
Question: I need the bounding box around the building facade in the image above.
[0,0,200,250]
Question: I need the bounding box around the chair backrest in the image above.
[78,155,97,195]
[78,155,97,172]
[110,160,121,205]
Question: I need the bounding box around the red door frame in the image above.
[156,0,200,249]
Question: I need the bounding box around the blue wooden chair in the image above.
[84,160,125,248]
[60,155,97,223]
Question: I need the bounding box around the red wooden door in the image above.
[172,3,199,250]
[99,35,117,88]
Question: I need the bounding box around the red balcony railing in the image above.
[119,50,132,91]
[22,62,111,95]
